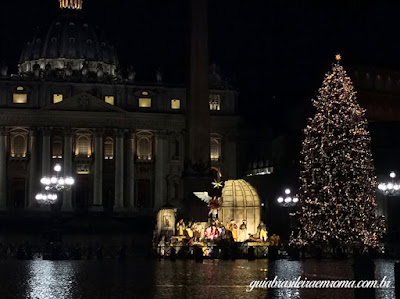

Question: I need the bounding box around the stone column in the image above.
[28,130,38,209]
[62,130,73,211]
[0,129,7,211]
[154,131,168,210]
[92,130,103,211]
[41,129,51,177]
[114,130,125,210]
[126,131,135,209]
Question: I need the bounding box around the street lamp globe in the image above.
[390,171,396,179]
[54,164,62,172]
[285,189,291,195]
[277,197,284,203]
[285,197,292,203]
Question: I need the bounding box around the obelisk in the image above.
[183,0,211,220]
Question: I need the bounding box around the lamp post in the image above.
[277,188,299,208]
[377,171,400,243]
[276,188,299,236]
[378,171,400,196]
[35,164,75,205]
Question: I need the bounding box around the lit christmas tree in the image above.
[291,55,385,251]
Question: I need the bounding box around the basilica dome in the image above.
[220,180,261,235]
[19,0,118,78]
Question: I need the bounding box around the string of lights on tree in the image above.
[290,55,386,251]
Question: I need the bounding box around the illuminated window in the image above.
[139,98,151,108]
[210,137,221,161]
[13,93,27,104]
[171,99,180,110]
[137,133,153,160]
[76,136,91,157]
[77,164,89,175]
[105,96,115,105]
[52,137,63,158]
[12,135,27,158]
[104,138,114,159]
[53,94,63,104]
[209,94,221,111]
[142,91,149,96]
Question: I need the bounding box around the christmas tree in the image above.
[291,55,385,251]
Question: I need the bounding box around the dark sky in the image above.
[1,0,399,133]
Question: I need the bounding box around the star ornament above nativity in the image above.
[212,180,223,189]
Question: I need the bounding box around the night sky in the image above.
[1,0,399,133]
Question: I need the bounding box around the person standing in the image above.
[239,221,247,242]
[258,221,268,242]
[176,219,186,236]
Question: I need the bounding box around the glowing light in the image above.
[390,172,396,178]
[53,94,63,104]
[139,98,151,108]
[378,183,386,191]
[277,197,284,203]
[293,197,299,203]
[285,197,292,203]
[387,183,393,190]
[54,164,62,172]
[59,0,83,10]
[285,189,291,195]
[105,96,114,105]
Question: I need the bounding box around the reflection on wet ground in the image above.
[0,259,395,299]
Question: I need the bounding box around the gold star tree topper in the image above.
[335,54,342,61]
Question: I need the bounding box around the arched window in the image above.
[13,135,26,158]
[138,138,150,160]
[209,94,221,111]
[136,131,153,160]
[210,137,221,162]
[52,137,63,158]
[104,138,114,159]
[76,136,91,157]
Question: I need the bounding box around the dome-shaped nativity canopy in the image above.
[220,179,261,236]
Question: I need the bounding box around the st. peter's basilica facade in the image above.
[0,0,239,214]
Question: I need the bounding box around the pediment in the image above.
[42,92,126,113]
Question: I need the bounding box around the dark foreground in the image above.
[0,259,395,299]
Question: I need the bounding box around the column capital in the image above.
[0,128,8,137]
[29,128,38,138]
[127,129,136,140]
[40,128,52,136]
[94,129,105,138]
[114,129,126,138]
[155,129,170,140]
[63,128,74,137]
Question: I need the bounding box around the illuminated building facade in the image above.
[0,0,239,214]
